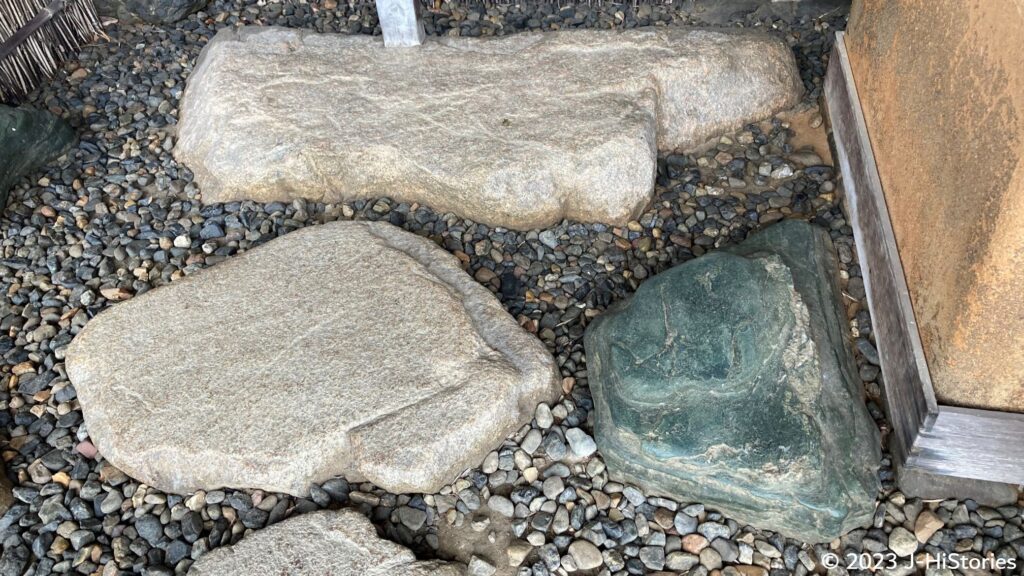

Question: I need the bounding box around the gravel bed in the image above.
[2,2,1021,576]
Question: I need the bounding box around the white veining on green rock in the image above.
[585,220,881,543]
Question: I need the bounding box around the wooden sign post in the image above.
[375,0,425,47]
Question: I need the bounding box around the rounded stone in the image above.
[66,221,560,495]
[568,540,603,570]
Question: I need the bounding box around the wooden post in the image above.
[824,32,1024,490]
[375,0,424,48]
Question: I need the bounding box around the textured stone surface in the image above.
[189,509,465,575]
[94,0,207,24]
[66,221,560,495]
[0,469,12,515]
[585,220,880,542]
[847,1,1024,412]
[175,26,801,229]
[0,105,75,209]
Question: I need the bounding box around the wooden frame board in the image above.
[824,32,1024,487]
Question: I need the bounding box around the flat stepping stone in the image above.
[66,221,560,495]
[190,509,465,575]
[175,27,801,229]
[584,220,881,542]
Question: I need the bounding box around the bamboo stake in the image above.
[0,0,102,103]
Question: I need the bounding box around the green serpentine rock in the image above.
[1,106,75,210]
[585,220,880,542]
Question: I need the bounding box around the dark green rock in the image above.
[585,220,880,543]
[94,0,207,24]
[1,106,75,210]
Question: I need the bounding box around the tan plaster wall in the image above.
[846,0,1024,412]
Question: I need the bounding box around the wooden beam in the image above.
[911,407,1024,485]
[824,31,1024,489]
[824,31,934,469]
[375,0,424,48]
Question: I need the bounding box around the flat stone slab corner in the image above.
[584,220,881,543]
[175,26,802,230]
[65,221,561,496]
[190,509,466,575]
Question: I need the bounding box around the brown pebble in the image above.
[681,533,709,554]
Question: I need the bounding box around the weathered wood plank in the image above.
[375,0,424,48]
[909,407,1024,485]
[823,32,934,466]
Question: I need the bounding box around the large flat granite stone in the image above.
[65,221,560,495]
[175,27,802,229]
[190,510,465,575]
[585,220,881,542]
